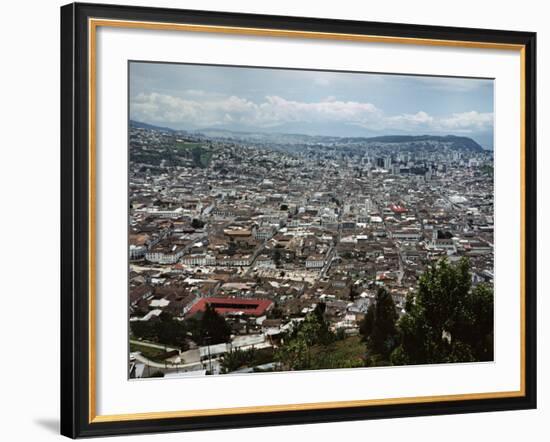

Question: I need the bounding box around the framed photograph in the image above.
[60,2,536,438]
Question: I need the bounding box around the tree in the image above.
[191,218,205,229]
[153,313,189,350]
[199,303,231,345]
[275,306,335,370]
[391,257,493,365]
[226,242,237,255]
[359,287,398,365]
[275,337,310,370]
[221,347,255,373]
[311,302,334,345]
[349,283,359,302]
[273,249,282,267]
[454,282,494,361]
[359,304,374,340]
[130,312,189,350]
[220,347,275,373]
[268,305,284,319]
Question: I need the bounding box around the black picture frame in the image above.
[61,2,537,438]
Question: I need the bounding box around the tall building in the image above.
[365,198,373,213]
[425,168,432,181]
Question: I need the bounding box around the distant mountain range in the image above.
[130,120,485,152]
[351,135,484,151]
[130,120,179,133]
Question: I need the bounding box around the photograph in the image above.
[128,62,495,379]
[0,0,543,440]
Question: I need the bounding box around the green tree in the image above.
[275,306,335,370]
[268,305,284,319]
[221,347,255,373]
[349,283,359,302]
[130,312,189,350]
[199,303,231,345]
[311,302,334,345]
[273,249,282,267]
[455,282,494,361]
[221,347,274,373]
[391,257,493,365]
[153,313,189,350]
[191,218,205,229]
[276,336,310,370]
[359,287,398,365]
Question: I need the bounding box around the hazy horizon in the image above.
[130,62,494,149]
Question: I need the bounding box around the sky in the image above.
[130,62,494,149]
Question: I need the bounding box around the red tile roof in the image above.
[187,297,273,317]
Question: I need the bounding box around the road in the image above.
[396,249,405,285]
[319,244,336,278]
[130,339,176,352]
[319,223,341,279]
[242,235,273,276]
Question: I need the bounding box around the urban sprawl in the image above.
[128,122,494,379]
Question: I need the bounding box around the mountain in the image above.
[352,135,484,151]
[130,120,181,133]
[192,129,484,152]
[132,121,484,153]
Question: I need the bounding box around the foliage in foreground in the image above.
[220,347,275,373]
[390,257,494,365]
[130,304,232,350]
[197,303,232,345]
[275,257,494,371]
[130,313,189,350]
[274,303,363,371]
[359,287,398,366]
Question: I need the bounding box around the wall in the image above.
[0,0,546,440]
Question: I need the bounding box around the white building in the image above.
[145,245,186,264]
[129,244,147,260]
[305,255,325,269]
[143,207,185,219]
[180,254,216,266]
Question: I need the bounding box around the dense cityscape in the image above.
[128,121,494,379]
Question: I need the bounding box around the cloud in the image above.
[387,111,434,125]
[130,92,492,135]
[131,93,381,128]
[131,92,257,127]
[380,110,493,134]
[438,111,494,131]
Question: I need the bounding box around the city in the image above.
[128,122,494,378]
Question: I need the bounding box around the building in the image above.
[306,255,326,269]
[180,254,216,266]
[145,244,187,264]
[186,297,274,317]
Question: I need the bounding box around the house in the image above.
[129,285,153,307]
[305,254,325,269]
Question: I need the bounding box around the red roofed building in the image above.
[390,204,407,214]
[186,297,273,317]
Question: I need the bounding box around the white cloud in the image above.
[438,111,494,131]
[387,111,434,125]
[131,92,492,135]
